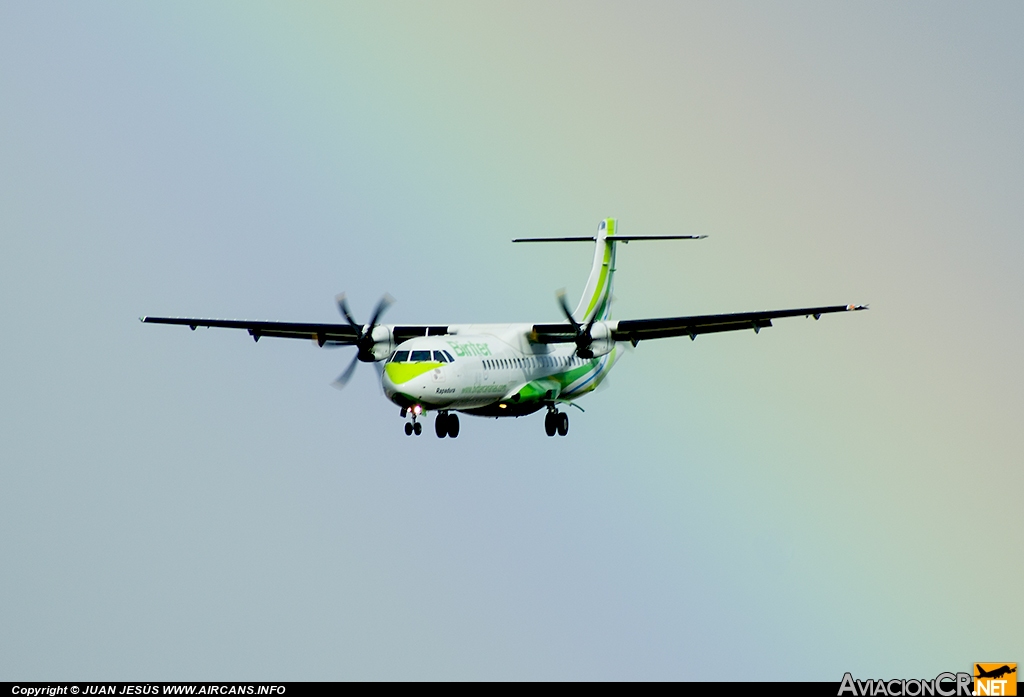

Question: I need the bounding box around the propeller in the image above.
[331,292,394,390]
[556,289,598,359]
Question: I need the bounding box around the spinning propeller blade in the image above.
[330,292,395,389]
[555,289,596,359]
[332,353,360,390]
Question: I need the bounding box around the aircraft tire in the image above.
[448,414,460,438]
[404,422,413,436]
[413,421,422,436]
[557,412,569,436]
[544,412,557,437]
[435,413,448,438]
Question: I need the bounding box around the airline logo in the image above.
[974,664,1016,696]
[446,341,491,357]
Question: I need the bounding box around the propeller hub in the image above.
[557,289,597,360]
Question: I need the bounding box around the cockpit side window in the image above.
[433,351,447,362]
[390,351,409,363]
[410,350,431,362]
[443,350,455,362]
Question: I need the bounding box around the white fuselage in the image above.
[381,324,619,416]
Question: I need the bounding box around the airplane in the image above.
[143,218,866,438]
[975,665,1016,680]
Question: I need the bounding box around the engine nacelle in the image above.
[585,322,615,358]
[368,325,395,362]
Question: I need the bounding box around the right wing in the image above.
[142,317,449,346]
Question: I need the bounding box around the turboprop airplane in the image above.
[144,218,866,438]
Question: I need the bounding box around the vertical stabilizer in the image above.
[573,218,618,322]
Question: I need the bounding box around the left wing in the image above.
[532,304,867,345]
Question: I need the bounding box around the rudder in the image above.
[573,218,617,322]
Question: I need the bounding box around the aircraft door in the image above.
[475,356,491,387]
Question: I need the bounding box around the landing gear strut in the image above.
[435,411,460,438]
[544,407,569,437]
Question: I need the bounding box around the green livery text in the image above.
[447,341,491,357]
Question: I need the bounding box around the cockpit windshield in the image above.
[389,349,451,363]
[387,347,448,364]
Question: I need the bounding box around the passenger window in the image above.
[391,351,409,363]
[410,350,431,362]
[433,351,447,362]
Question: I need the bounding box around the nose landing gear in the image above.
[544,407,569,437]
[435,411,460,438]
[403,407,423,436]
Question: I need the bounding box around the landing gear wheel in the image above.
[556,411,569,436]
[404,422,413,436]
[413,421,422,436]
[447,413,460,438]
[435,412,448,438]
[544,411,557,437]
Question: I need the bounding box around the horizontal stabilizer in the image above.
[513,235,706,243]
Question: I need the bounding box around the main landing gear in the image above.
[435,411,460,438]
[544,407,569,437]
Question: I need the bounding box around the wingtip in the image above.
[847,304,869,311]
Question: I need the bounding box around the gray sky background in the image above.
[2,1,1022,680]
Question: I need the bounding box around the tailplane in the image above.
[511,218,705,323]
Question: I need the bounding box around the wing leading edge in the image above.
[145,303,866,347]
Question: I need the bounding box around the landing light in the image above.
[412,405,422,416]
[498,403,507,409]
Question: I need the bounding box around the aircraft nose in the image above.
[380,368,396,394]
[383,361,439,402]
